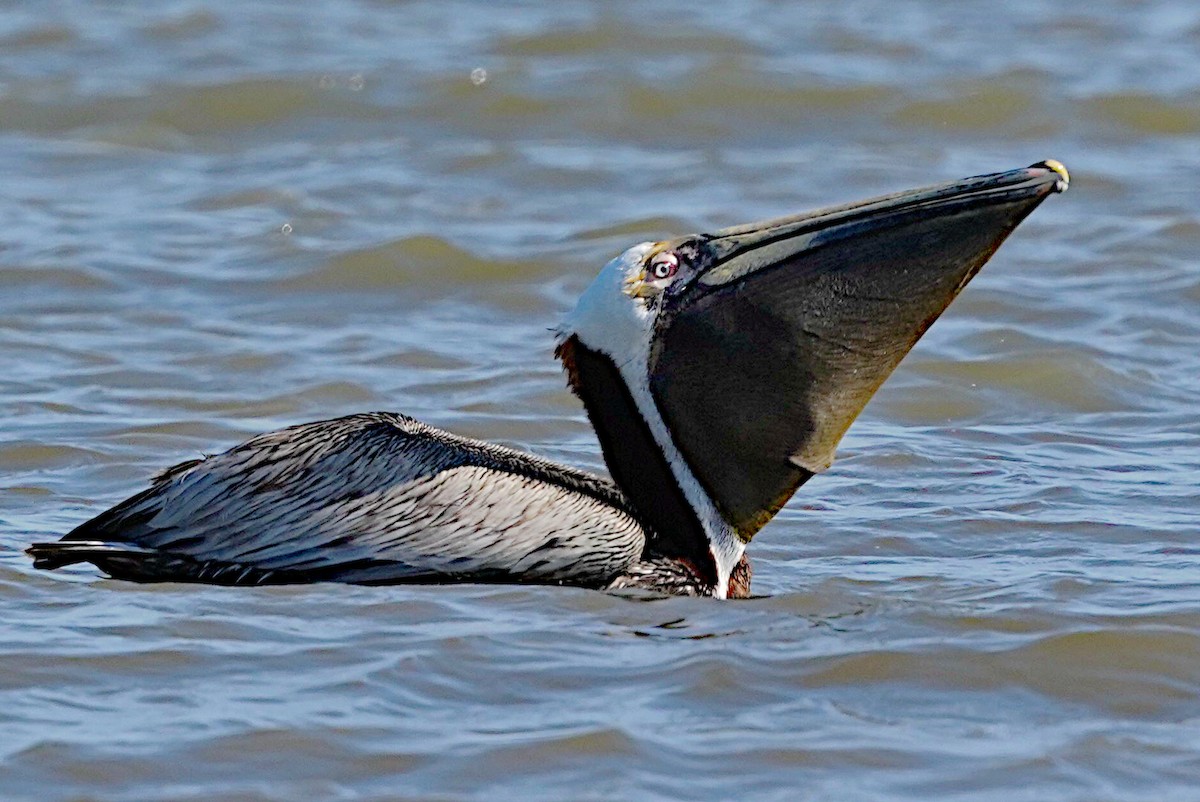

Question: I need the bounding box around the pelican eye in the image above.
[649,252,679,280]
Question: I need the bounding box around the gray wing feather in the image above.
[64,412,646,585]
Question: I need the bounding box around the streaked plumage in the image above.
[29,161,1069,598]
[31,413,661,588]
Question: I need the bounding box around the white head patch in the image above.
[560,243,656,369]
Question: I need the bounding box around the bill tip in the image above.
[1031,159,1070,192]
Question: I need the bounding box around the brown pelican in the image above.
[28,161,1069,598]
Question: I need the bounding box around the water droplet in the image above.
[318,74,336,89]
[348,74,364,91]
[470,67,488,86]
[281,223,293,235]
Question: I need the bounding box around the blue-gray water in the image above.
[2,2,1199,800]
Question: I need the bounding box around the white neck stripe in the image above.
[561,244,744,598]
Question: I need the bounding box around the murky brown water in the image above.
[2,2,1199,800]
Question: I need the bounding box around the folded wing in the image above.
[29,412,645,586]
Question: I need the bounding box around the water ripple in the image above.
[3,1,1200,800]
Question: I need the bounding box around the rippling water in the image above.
[2,2,1199,800]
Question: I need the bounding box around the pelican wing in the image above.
[29,412,645,586]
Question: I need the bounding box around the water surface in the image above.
[2,2,1199,800]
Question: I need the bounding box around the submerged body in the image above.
[29,161,1069,598]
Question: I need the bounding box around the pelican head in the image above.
[558,161,1069,596]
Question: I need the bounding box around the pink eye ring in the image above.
[649,252,679,280]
